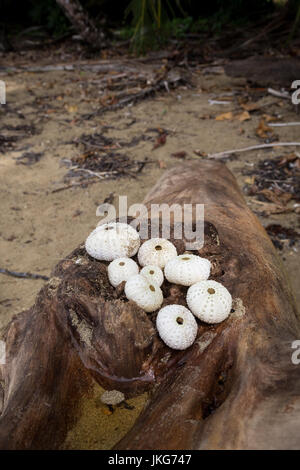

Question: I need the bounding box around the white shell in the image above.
[187,280,232,324]
[138,238,177,268]
[156,305,198,350]
[164,254,211,286]
[85,222,140,261]
[100,390,125,406]
[108,257,139,288]
[140,265,164,287]
[125,274,163,313]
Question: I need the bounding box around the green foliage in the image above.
[124,0,186,52]
[3,0,299,49]
[123,0,276,52]
[289,0,300,39]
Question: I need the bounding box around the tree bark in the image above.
[0,160,299,450]
[56,0,106,48]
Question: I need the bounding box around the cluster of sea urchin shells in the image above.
[85,222,232,351]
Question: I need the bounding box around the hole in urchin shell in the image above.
[105,226,114,231]
[176,317,184,325]
[155,245,162,251]
[119,262,125,266]
[181,257,190,261]
[207,288,215,294]
[149,285,155,292]
[149,270,155,274]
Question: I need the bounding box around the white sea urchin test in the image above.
[187,280,232,324]
[125,274,163,313]
[108,257,139,288]
[138,238,177,268]
[164,254,211,286]
[85,222,140,261]
[100,390,125,406]
[156,305,198,350]
[140,265,164,287]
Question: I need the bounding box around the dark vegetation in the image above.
[1,0,300,53]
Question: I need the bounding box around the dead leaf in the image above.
[262,113,278,123]
[199,114,213,120]
[278,153,298,166]
[158,160,167,169]
[252,200,292,215]
[241,101,262,112]
[244,176,255,184]
[171,151,186,159]
[66,104,78,113]
[256,118,274,139]
[215,111,250,121]
[193,149,208,157]
[215,112,233,121]
[72,210,82,217]
[259,189,292,206]
[76,151,93,162]
[235,111,251,121]
[152,133,167,150]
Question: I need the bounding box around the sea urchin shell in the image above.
[156,304,198,350]
[164,254,211,286]
[108,257,139,288]
[100,390,125,406]
[187,280,232,324]
[140,265,164,287]
[125,274,163,313]
[138,238,177,268]
[85,222,140,261]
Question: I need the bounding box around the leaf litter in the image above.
[265,224,300,251]
[244,153,300,204]
[60,131,154,187]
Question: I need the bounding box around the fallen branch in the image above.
[268,122,300,127]
[207,142,300,159]
[82,69,186,119]
[50,179,100,193]
[208,99,231,105]
[267,88,290,99]
[0,268,49,281]
[72,167,119,179]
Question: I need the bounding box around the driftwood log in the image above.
[0,160,299,450]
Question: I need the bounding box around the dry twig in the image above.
[207,142,300,159]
